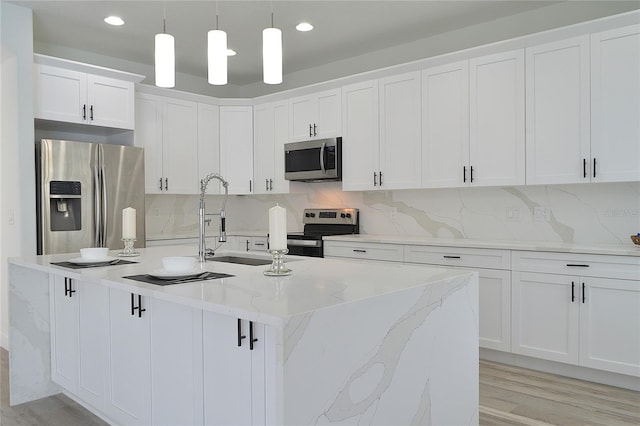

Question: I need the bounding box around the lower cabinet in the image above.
[512,271,640,376]
[202,312,266,426]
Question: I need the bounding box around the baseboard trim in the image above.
[480,348,640,391]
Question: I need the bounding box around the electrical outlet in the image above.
[506,207,520,222]
[534,206,550,222]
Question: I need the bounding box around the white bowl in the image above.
[80,247,109,260]
[162,256,196,273]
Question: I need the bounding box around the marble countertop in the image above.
[323,234,640,257]
[9,245,472,327]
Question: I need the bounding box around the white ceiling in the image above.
[9,1,640,97]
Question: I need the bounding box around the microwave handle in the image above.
[320,141,326,174]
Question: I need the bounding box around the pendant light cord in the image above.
[162,1,167,33]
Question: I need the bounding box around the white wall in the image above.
[146,182,640,247]
[1,2,35,350]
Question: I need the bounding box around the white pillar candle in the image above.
[122,207,136,239]
[268,205,287,251]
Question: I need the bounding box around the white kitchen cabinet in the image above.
[421,61,470,188]
[106,288,152,426]
[35,64,135,129]
[135,93,199,194]
[290,89,341,141]
[220,106,254,194]
[324,240,404,262]
[404,245,512,352]
[512,252,640,376]
[254,101,290,194]
[525,36,591,184]
[341,72,421,191]
[469,49,525,187]
[590,24,640,183]
[203,312,266,426]
[50,276,109,410]
[198,103,221,194]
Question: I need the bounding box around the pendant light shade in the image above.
[263,27,282,84]
[208,29,228,85]
[155,32,175,88]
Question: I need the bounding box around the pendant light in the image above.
[263,4,282,85]
[208,3,227,85]
[155,2,175,88]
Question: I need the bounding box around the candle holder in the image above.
[118,238,140,257]
[264,249,292,276]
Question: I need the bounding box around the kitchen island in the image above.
[9,245,478,425]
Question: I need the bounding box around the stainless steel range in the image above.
[287,208,359,257]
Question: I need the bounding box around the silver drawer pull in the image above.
[443,255,461,259]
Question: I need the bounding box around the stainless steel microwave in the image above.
[284,137,342,182]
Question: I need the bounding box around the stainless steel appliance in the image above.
[36,139,145,254]
[287,208,359,257]
[284,137,342,182]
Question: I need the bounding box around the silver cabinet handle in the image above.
[249,180,252,192]
[309,124,313,137]
[165,178,168,191]
[373,172,378,186]
[379,171,383,186]
[313,123,317,136]
[269,179,273,191]
[266,179,269,191]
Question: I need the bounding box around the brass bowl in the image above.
[631,235,640,246]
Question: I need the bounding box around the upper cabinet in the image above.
[254,101,289,194]
[34,62,137,130]
[590,24,640,183]
[342,72,421,191]
[525,36,590,185]
[289,89,341,141]
[197,103,221,194]
[220,106,254,195]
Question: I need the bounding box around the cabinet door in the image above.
[379,72,421,189]
[87,75,135,129]
[525,36,590,184]
[107,288,151,426]
[289,95,315,141]
[163,97,199,194]
[272,101,290,194]
[316,89,342,138]
[135,93,164,194]
[50,275,79,392]
[470,49,525,187]
[203,313,265,426]
[220,106,254,194]
[198,103,221,194]
[579,278,640,376]
[77,281,109,411]
[34,64,86,124]
[254,102,288,194]
[151,299,204,425]
[341,80,379,191]
[478,269,511,352]
[422,61,469,188]
[511,272,579,364]
[590,25,640,183]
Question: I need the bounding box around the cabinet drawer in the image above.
[323,241,404,262]
[250,237,268,252]
[512,251,640,280]
[404,245,510,270]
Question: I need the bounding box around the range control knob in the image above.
[340,213,346,218]
[305,212,315,218]
[346,213,352,218]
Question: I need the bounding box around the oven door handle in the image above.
[287,239,322,247]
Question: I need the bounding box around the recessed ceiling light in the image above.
[227,49,236,56]
[296,22,313,32]
[104,16,124,26]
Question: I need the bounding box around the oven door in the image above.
[287,237,323,257]
[284,138,341,181]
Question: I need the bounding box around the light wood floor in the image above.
[1,348,638,425]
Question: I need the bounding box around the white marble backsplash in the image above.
[146,182,640,246]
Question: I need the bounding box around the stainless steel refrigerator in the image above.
[36,139,145,255]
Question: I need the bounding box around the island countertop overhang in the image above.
[9,245,475,327]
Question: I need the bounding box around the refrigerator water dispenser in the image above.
[49,181,82,231]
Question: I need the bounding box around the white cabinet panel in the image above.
[404,245,510,270]
[590,24,640,183]
[254,101,289,194]
[478,269,512,352]
[422,61,469,188]
[220,106,254,194]
[470,49,525,186]
[163,98,199,194]
[525,36,590,184]
[87,75,135,129]
[135,93,164,194]
[323,240,404,262]
[198,103,221,194]
[579,278,640,376]
[50,276,79,391]
[290,89,341,141]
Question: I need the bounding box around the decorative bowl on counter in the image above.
[631,234,640,246]
[80,247,109,260]
[162,256,197,273]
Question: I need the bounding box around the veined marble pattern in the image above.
[281,274,479,425]
[146,182,640,246]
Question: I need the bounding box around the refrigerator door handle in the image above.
[93,165,102,247]
[99,147,108,248]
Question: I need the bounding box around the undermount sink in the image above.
[207,256,272,266]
